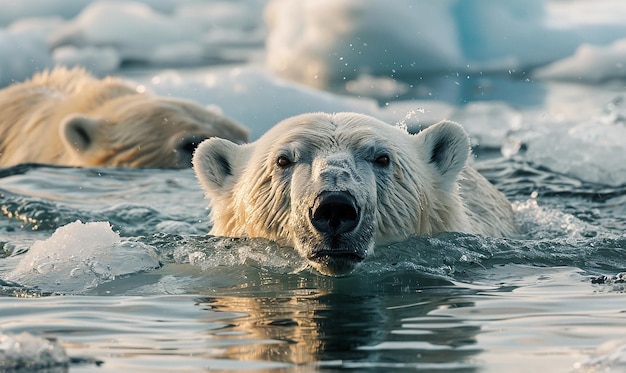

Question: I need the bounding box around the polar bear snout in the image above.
[310,191,360,235]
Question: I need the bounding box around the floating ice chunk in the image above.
[0,332,68,370]
[573,338,626,372]
[265,0,626,88]
[49,2,200,64]
[46,1,267,68]
[7,220,160,294]
[265,0,461,88]
[7,16,65,38]
[523,120,626,187]
[534,38,626,82]
[503,95,626,186]
[513,198,604,240]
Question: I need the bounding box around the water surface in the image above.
[1,138,624,372]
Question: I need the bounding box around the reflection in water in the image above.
[196,287,482,370]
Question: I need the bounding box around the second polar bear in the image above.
[193,112,517,275]
[0,68,248,168]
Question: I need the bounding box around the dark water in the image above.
[0,147,625,372]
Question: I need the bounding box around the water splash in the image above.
[394,108,425,132]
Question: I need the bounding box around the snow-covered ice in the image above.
[265,0,626,87]
[534,39,626,83]
[2,0,626,86]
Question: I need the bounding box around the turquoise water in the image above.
[1,144,625,371]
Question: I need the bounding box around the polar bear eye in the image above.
[276,155,293,168]
[374,154,390,167]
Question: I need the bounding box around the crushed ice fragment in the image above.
[7,220,160,294]
[0,332,69,370]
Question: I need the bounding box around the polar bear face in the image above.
[193,112,470,275]
[60,97,248,168]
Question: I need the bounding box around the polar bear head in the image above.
[193,112,471,275]
[60,97,248,168]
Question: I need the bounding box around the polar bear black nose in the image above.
[311,191,360,235]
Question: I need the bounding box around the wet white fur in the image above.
[193,112,517,270]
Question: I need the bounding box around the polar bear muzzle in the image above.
[310,191,360,235]
[301,190,372,276]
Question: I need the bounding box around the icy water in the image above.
[1,78,626,372]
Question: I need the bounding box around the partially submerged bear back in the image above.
[0,67,248,168]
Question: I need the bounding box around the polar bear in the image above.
[0,67,248,168]
[193,112,517,275]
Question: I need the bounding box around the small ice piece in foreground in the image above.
[0,332,68,370]
[573,338,626,372]
[7,220,160,293]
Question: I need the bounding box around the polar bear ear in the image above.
[192,137,242,197]
[60,115,101,153]
[415,120,470,190]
